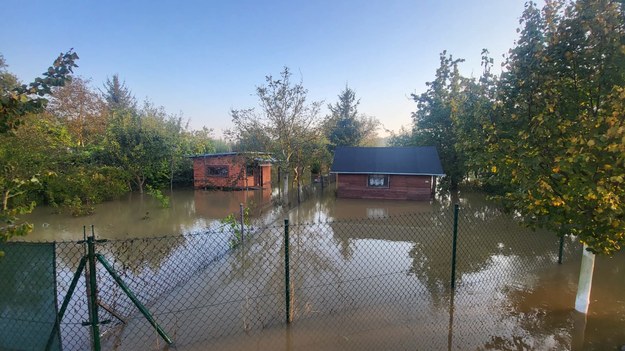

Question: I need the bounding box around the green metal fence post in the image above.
[240,203,245,247]
[96,254,173,345]
[284,219,291,324]
[81,226,95,349]
[558,236,565,264]
[451,204,459,290]
[86,232,101,351]
[46,256,87,351]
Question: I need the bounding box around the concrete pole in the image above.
[575,244,596,314]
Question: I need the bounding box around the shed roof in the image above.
[331,146,445,176]
[188,152,274,161]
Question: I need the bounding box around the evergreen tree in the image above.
[102,74,136,111]
[324,86,362,150]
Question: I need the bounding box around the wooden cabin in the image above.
[330,146,444,201]
[190,152,273,190]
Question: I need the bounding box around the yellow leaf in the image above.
[491,165,497,173]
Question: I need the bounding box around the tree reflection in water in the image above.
[40,189,624,350]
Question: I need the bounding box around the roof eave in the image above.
[330,171,446,177]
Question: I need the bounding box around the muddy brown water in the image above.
[11,185,625,350]
[20,187,276,241]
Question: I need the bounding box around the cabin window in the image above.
[246,164,255,176]
[206,165,229,177]
[367,174,389,188]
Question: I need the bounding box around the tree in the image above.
[0,50,78,134]
[183,127,217,155]
[0,55,19,92]
[102,74,136,112]
[48,76,108,147]
[226,112,272,153]
[324,86,361,149]
[411,51,466,191]
[323,86,380,150]
[0,50,78,244]
[484,0,625,254]
[103,104,172,194]
[386,126,414,147]
[453,50,500,186]
[230,67,323,187]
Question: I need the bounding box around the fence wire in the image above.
[0,204,583,351]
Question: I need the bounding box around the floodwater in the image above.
[9,184,625,350]
[19,187,277,241]
[19,183,437,241]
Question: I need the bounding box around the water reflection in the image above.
[9,185,625,350]
[20,188,276,241]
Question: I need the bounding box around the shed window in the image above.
[368,174,389,188]
[246,164,255,176]
[207,165,229,177]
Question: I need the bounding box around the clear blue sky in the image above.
[1,0,532,137]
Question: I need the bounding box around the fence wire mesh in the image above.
[1,204,583,351]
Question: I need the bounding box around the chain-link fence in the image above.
[0,204,582,351]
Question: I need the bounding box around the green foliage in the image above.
[0,50,78,134]
[63,196,94,217]
[230,67,323,185]
[0,50,78,245]
[324,86,361,148]
[0,55,19,92]
[102,74,136,111]
[452,50,499,188]
[411,51,466,191]
[221,206,251,249]
[146,185,170,208]
[386,126,414,147]
[44,165,129,216]
[482,0,625,254]
[323,86,380,152]
[400,0,625,254]
[103,107,172,193]
[212,138,232,153]
[0,174,37,235]
[48,76,109,147]
[0,52,226,249]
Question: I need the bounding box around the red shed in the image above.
[190,152,273,190]
[330,146,445,201]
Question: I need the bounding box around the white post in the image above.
[574,244,596,314]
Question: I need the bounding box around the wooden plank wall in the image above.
[336,174,433,201]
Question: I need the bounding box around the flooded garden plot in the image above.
[57,206,581,350]
[2,187,625,350]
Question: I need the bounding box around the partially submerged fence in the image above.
[0,204,581,351]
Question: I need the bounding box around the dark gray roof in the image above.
[331,146,445,176]
[188,152,273,159]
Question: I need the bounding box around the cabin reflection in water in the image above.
[193,187,273,219]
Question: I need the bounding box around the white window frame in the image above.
[367,174,389,188]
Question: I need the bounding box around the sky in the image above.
[1,0,532,138]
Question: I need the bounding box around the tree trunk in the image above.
[282,172,289,206]
[136,175,145,194]
[2,190,9,211]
